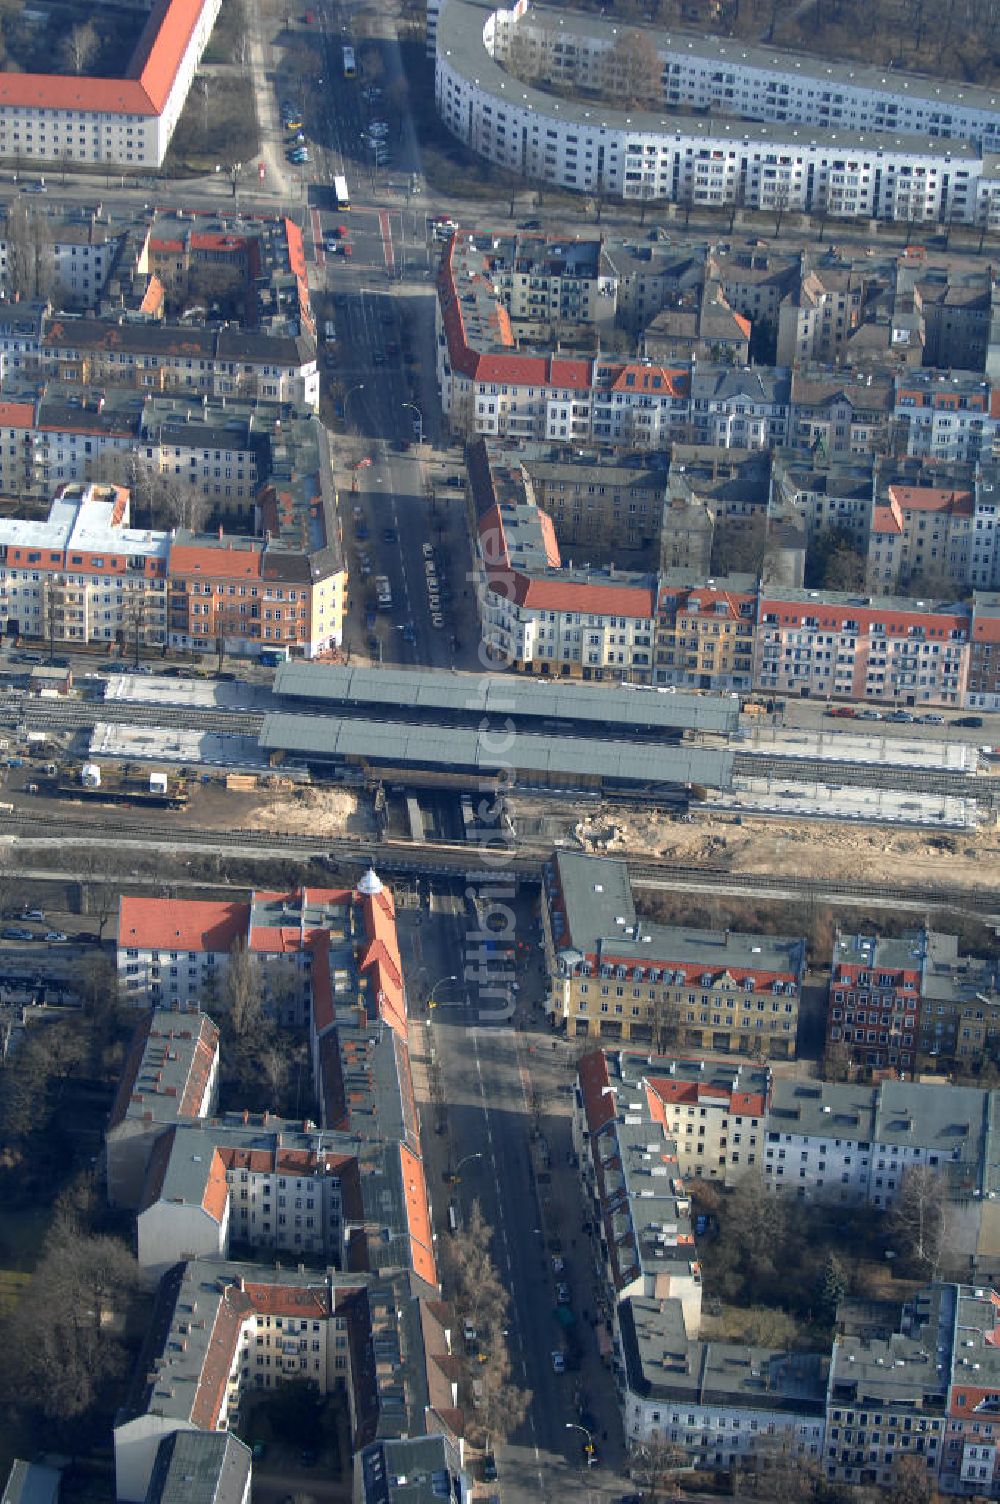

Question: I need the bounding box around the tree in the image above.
[60,19,99,75]
[7,1225,140,1431]
[815,1251,847,1326]
[606,30,663,108]
[887,1453,938,1504]
[806,524,866,592]
[82,848,120,940]
[889,1164,947,1276]
[5,198,53,301]
[225,937,264,1038]
[630,1436,689,1503]
[711,513,768,576]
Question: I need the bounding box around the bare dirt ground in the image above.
[248,786,375,838]
[571,808,999,891]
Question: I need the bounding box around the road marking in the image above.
[378,208,395,276]
[309,206,325,267]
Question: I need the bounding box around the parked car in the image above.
[922,713,944,725]
[3,926,34,940]
[23,908,44,921]
[44,930,68,942]
[955,716,984,728]
[556,1282,571,1305]
[889,710,914,723]
[856,709,883,720]
[482,1454,498,1482]
[550,1350,566,1373]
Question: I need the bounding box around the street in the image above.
[401,892,631,1504]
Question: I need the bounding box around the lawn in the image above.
[162,74,260,175]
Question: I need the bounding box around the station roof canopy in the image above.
[273,662,739,736]
[259,712,733,788]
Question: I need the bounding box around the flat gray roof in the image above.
[1,1463,60,1504]
[145,1432,251,1504]
[260,711,733,788]
[273,662,740,735]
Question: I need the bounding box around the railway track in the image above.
[1,695,993,808]
[0,808,994,913]
[732,752,985,800]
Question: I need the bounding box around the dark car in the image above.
[482,1454,498,1482]
[955,716,984,728]
[519,218,541,229]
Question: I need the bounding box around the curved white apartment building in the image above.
[434,0,1000,224]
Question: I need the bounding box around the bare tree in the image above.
[81,849,119,940]
[60,19,99,75]
[630,1437,689,1503]
[8,1224,140,1427]
[5,199,53,301]
[889,1165,948,1276]
[605,30,663,108]
[225,937,264,1038]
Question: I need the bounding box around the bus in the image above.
[333,174,350,210]
[342,44,356,77]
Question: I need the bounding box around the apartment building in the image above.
[654,572,757,692]
[895,371,997,464]
[117,884,391,1025]
[826,1286,950,1489]
[36,315,318,410]
[105,1009,220,1209]
[827,931,923,1072]
[508,443,668,551]
[576,1053,827,1461]
[789,371,895,458]
[575,1050,702,1335]
[0,0,220,169]
[754,587,971,706]
[940,1285,1000,1496]
[470,440,658,682]
[776,263,867,368]
[770,455,876,551]
[688,367,790,451]
[0,481,169,648]
[968,594,1000,709]
[439,0,990,218]
[113,1261,417,1501]
[542,851,805,1055]
[639,1055,770,1186]
[827,927,1000,1073]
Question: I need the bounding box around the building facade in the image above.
[543,851,805,1055]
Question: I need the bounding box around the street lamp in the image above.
[565,1421,596,1467]
[402,401,423,444]
[427,972,458,1010]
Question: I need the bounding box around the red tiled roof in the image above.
[400,1142,438,1290]
[170,543,263,581]
[609,364,689,397]
[0,402,35,429]
[871,504,903,535]
[0,0,210,115]
[536,511,561,568]
[887,484,973,516]
[359,885,406,1039]
[119,895,248,952]
[577,1051,616,1135]
[512,573,656,617]
[190,1283,252,1429]
[973,612,1000,643]
[202,1148,229,1223]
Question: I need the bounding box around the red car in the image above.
[304,9,316,20]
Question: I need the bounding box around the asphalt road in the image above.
[401,897,631,1504]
